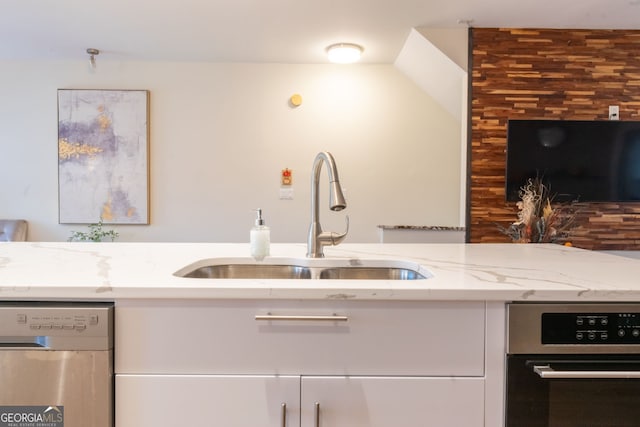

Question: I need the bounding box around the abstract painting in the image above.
[58,89,149,224]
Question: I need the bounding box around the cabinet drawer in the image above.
[115,300,485,376]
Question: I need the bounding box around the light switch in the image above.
[279,187,294,200]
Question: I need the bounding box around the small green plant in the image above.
[68,220,119,242]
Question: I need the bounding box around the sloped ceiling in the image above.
[1,0,639,63]
[395,29,466,121]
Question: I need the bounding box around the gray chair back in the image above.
[0,220,28,241]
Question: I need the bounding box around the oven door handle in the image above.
[533,364,640,379]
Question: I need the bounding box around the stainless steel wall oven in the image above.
[507,303,640,427]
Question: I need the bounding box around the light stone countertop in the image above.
[1,242,639,302]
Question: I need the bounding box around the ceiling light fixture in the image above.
[87,48,100,69]
[326,43,363,64]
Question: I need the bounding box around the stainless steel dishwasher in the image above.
[0,302,113,427]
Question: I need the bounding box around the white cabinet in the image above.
[116,374,300,427]
[300,376,484,427]
[115,299,487,426]
[117,375,483,427]
[115,300,485,376]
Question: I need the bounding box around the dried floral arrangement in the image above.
[499,178,577,243]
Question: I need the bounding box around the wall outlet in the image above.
[609,105,619,120]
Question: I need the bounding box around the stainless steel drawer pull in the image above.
[533,364,640,379]
[255,314,348,322]
[281,403,286,427]
[314,402,320,427]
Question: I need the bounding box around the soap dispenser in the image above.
[250,208,270,261]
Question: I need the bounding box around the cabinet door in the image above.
[116,374,300,427]
[300,376,484,427]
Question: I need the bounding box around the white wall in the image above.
[0,60,461,243]
[417,28,469,71]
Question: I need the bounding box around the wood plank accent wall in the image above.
[470,28,640,250]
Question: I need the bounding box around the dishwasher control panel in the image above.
[18,309,100,333]
[0,303,113,350]
[542,312,640,344]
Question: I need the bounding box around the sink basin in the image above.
[174,257,430,280]
[319,267,426,280]
[182,264,312,279]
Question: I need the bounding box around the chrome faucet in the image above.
[307,151,349,258]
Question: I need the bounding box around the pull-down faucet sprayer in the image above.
[306,151,349,258]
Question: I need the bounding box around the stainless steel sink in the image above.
[319,267,426,280]
[174,258,431,280]
[182,264,312,279]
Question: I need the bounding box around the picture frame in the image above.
[57,89,150,224]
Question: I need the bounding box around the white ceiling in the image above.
[2,0,640,64]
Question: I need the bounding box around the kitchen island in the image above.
[2,242,640,426]
[1,242,639,301]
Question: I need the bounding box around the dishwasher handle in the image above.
[0,336,48,349]
[533,364,640,379]
[0,335,111,351]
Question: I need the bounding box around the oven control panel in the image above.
[542,312,640,344]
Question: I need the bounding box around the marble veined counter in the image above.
[1,242,640,301]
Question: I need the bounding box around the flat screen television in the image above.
[505,119,640,202]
